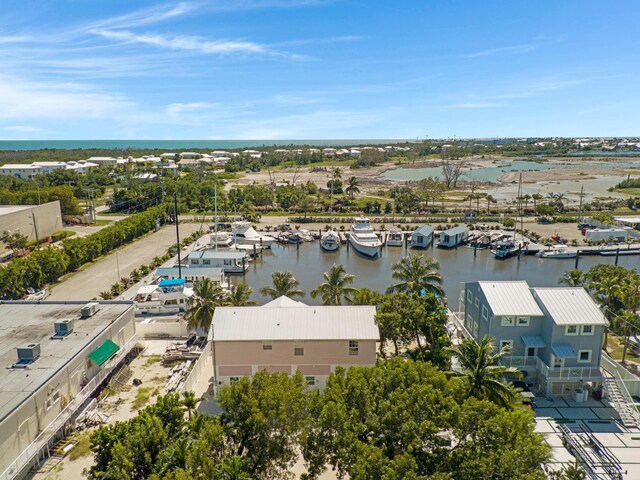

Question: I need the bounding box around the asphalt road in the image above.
[48,224,204,301]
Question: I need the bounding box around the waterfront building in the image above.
[187,250,248,274]
[155,266,228,287]
[411,225,434,248]
[438,225,469,248]
[209,297,379,388]
[459,281,605,396]
[0,301,136,479]
[0,164,42,179]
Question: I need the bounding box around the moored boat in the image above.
[348,217,382,258]
[537,245,577,259]
[320,230,340,251]
[386,227,404,246]
[232,221,276,248]
[491,240,521,259]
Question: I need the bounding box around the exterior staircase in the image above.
[603,376,640,428]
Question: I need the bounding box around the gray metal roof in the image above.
[477,281,543,316]
[533,288,607,326]
[443,225,468,235]
[211,305,378,341]
[413,225,434,236]
[0,301,133,424]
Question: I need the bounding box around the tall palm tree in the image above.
[485,194,496,212]
[217,457,251,480]
[259,271,305,299]
[445,336,520,409]
[387,254,444,297]
[345,176,361,199]
[184,278,227,333]
[227,284,257,306]
[311,264,356,305]
[532,193,543,212]
[559,269,585,287]
[181,390,204,421]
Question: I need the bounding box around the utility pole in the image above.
[174,192,182,279]
[31,210,40,245]
[578,185,585,223]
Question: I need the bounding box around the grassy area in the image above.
[613,188,640,196]
[131,387,152,411]
[68,433,92,461]
[144,354,162,367]
[92,219,112,226]
[606,334,640,362]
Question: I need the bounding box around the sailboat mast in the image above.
[518,173,524,243]
[174,191,182,279]
[214,184,218,252]
[578,185,584,223]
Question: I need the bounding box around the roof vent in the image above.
[52,319,74,339]
[13,343,41,368]
[81,302,100,318]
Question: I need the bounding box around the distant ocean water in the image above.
[0,139,409,151]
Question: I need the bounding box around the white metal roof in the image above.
[263,296,307,308]
[478,281,543,316]
[533,288,607,326]
[211,305,378,341]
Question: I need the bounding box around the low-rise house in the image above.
[179,152,200,159]
[86,156,118,166]
[31,162,68,173]
[585,227,628,242]
[0,301,136,478]
[438,225,469,248]
[0,164,41,179]
[411,225,434,248]
[187,250,248,274]
[155,266,228,287]
[460,281,606,396]
[65,160,98,174]
[210,297,379,388]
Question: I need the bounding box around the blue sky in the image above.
[0,0,638,140]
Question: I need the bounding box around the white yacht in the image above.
[134,278,194,316]
[538,245,577,259]
[348,217,383,258]
[320,230,340,251]
[386,227,404,246]
[209,232,234,249]
[232,221,276,248]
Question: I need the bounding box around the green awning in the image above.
[88,339,120,366]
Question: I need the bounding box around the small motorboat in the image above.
[537,245,577,259]
[386,227,404,247]
[320,230,340,252]
[491,240,521,259]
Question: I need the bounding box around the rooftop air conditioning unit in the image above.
[81,302,100,318]
[17,343,41,363]
[54,319,74,337]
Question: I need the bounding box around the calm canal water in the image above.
[236,242,640,306]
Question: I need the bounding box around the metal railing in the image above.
[501,355,602,381]
[0,336,138,480]
[448,311,473,339]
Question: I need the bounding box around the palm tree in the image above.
[217,457,251,480]
[311,264,356,305]
[485,194,496,213]
[522,194,532,211]
[259,271,305,299]
[181,391,204,421]
[445,336,521,409]
[345,176,361,199]
[99,291,113,300]
[184,278,227,333]
[227,284,257,306]
[532,193,543,212]
[619,311,640,364]
[559,269,585,287]
[387,254,444,297]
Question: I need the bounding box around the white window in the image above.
[481,306,488,321]
[499,340,513,351]
[294,341,304,356]
[581,325,594,335]
[474,298,479,307]
[349,340,359,356]
[501,316,515,327]
[578,350,592,363]
[467,290,473,302]
[565,325,578,336]
[517,316,530,326]
[203,259,211,265]
[52,390,60,403]
[305,376,316,386]
[190,259,199,265]
[262,341,272,351]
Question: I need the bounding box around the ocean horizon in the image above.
[0,139,411,151]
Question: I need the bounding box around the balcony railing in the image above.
[0,336,138,480]
[500,355,602,382]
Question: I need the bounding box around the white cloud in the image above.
[92,29,302,58]
[0,76,134,120]
[87,2,196,30]
[165,102,220,114]
[462,44,537,58]
[4,125,42,132]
